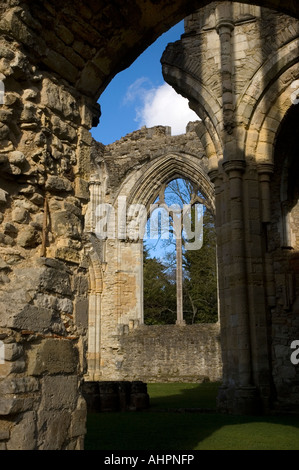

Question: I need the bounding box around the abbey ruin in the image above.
[0,0,298,450]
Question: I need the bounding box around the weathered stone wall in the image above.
[118,324,222,383]
[85,124,217,383]
[0,3,99,450]
[162,2,299,413]
[268,104,299,411]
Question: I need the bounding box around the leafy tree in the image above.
[183,209,218,323]
[143,247,176,324]
[143,178,218,325]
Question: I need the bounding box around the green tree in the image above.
[143,247,177,324]
[183,209,218,323]
[143,178,218,325]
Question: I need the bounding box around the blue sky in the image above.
[91,21,198,145]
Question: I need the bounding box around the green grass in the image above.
[148,382,219,410]
[84,382,299,450]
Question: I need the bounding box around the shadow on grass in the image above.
[147,382,219,411]
[85,382,299,451]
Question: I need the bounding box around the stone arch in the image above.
[242,37,299,161]
[161,58,223,164]
[84,235,104,380]
[115,151,215,214]
[9,1,297,102]
[113,150,216,324]
[85,129,221,382]
[268,103,299,402]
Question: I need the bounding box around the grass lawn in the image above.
[84,382,299,450]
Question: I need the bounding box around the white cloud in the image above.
[124,80,199,135]
[122,77,152,105]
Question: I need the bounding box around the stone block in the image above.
[56,297,73,314]
[39,266,71,296]
[8,150,26,166]
[0,377,39,394]
[17,225,40,248]
[75,177,89,200]
[12,206,29,223]
[6,412,36,450]
[0,396,34,415]
[4,342,23,361]
[51,115,77,141]
[51,210,82,238]
[4,223,18,236]
[37,410,71,450]
[42,50,78,84]
[45,175,73,193]
[74,297,88,329]
[0,188,8,204]
[40,78,79,119]
[55,246,81,264]
[0,360,26,378]
[12,305,53,331]
[28,339,78,376]
[55,24,74,46]
[72,274,89,296]
[41,376,78,411]
[70,407,87,438]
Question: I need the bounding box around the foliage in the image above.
[143,178,218,325]
[183,209,218,323]
[143,246,177,324]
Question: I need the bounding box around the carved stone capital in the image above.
[257,162,274,175]
[216,19,235,34]
[208,168,221,183]
[222,159,246,176]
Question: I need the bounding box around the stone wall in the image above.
[0,3,99,450]
[118,324,222,383]
[162,2,299,413]
[85,124,216,383]
[268,104,299,411]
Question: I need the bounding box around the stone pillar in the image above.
[223,160,252,386]
[209,170,227,380]
[216,2,235,140]
[257,163,276,308]
[176,229,184,325]
[257,163,274,224]
[86,279,102,381]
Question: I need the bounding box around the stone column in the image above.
[208,170,227,379]
[257,163,276,308]
[223,160,252,387]
[257,163,274,225]
[216,3,235,140]
[219,160,263,414]
[86,275,102,381]
[176,228,185,325]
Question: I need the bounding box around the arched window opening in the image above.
[276,105,299,251]
[143,178,218,325]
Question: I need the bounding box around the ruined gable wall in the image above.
[87,124,220,384]
[96,122,207,199]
